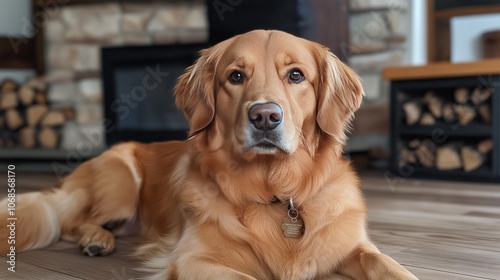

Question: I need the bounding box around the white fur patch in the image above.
[139,224,203,280]
[123,157,142,190]
[169,154,190,187]
[113,144,143,191]
[25,200,61,251]
[52,189,82,224]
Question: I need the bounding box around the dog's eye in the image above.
[288,69,305,83]
[228,71,244,84]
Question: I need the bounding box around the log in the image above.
[454,105,476,125]
[401,148,418,165]
[454,87,469,104]
[34,91,47,104]
[26,104,49,126]
[416,141,435,168]
[478,104,491,123]
[5,109,23,130]
[19,127,36,148]
[403,101,421,125]
[26,77,46,91]
[471,87,492,105]
[400,148,411,164]
[423,91,443,118]
[0,79,18,93]
[408,150,418,164]
[38,127,58,149]
[420,112,436,125]
[408,139,421,149]
[41,110,65,126]
[478,139,493,154]
[461,146,484,172]
[442,103,456,122]
[0,91,18,109]
[436,145,462,170]
[19,85,35,106]
[61,107,75,121]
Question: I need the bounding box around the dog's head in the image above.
[175,30,363,156]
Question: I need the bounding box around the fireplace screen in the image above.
[113,63,188,131]
[102,44,209,145]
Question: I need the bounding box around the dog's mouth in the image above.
[254,139,279,150]
[241,127,292,154]
[248,136,290,154]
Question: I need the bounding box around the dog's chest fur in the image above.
[172,147,365,279]
[238,202,358,279]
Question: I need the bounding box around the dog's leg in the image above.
[59,144,142,256]
[178,260,257,280]
[338,241,418,280]
[62,223,115,256]
[78,223,116,256]
[316,274,353,280]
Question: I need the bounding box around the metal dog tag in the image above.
[282,198,304,238]
[282,217,304,238]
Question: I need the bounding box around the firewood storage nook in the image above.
[384,59,500,183]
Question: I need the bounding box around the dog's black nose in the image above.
[248,102,283,131]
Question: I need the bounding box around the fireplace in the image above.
[101,43,208,145]
[0,0,347,167]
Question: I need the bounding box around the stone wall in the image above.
[347,0,411,153]
[44,1,207,150]
[348,0,410,101]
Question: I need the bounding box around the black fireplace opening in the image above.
[101,43,209,146]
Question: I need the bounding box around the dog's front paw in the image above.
[78,228,115,256]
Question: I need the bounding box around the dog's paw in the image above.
[79,229,115,257]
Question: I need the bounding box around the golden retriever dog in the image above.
[0,30,417,280]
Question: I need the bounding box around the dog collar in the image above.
[270,196,282,204]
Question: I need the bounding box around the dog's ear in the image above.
[175,42,229,137]
[315,46,364,143]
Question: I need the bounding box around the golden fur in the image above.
[0,30,417,280]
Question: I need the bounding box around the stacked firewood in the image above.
[0,78,71,149]
[400,138,493,172]
[399,86,494,172]
[403,87,492,126]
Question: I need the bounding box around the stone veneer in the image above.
[44,1,208,150]
[348,0,410,101]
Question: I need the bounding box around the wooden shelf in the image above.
[399,123,492,137]
[0,37,37,70]
[389,74,500,183]
[383,59,500,81]
[406,166,497,183]
[435,5,500,19]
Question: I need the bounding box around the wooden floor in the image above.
[1,171,499,280]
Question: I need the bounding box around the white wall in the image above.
[0,0,32,37]
[0,0,35,82]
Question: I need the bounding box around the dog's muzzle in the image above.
[246,102,288,153]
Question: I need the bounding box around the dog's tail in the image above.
[0,184,83,255]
